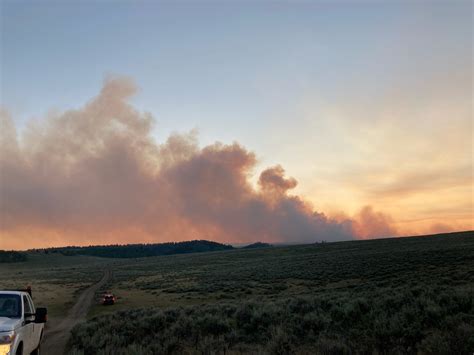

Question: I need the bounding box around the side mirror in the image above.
[35,308,47,323]
[23,312,35,324]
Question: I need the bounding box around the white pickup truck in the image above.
[0,290,47,355]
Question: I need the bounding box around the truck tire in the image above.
[31,343,40,355]
[15,342,23,355]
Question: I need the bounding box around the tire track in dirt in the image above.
[42,269,111,355]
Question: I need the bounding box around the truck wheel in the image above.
[15,342,23,355]
[31,343,41,355]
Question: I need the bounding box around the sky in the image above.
[0,0,472,249]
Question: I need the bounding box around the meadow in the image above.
[2,231,474,354]
[0,253,113,320]
[71,231,473,354]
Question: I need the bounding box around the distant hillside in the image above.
[37,240,234,258]
[242,242,273,249]
[0,250,27,263]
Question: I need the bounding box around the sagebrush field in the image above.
[2,231,474,354]
[74,232,473,354]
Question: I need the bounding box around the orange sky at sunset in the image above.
[290,71,473,238]
[0,77,471,250]
[1,1,472,250]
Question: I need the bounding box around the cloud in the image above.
[351,206,398,239]
[286,59,473,237]
[1,77,365,249]
[428,223,458,235]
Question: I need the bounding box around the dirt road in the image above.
[42,269,111,355]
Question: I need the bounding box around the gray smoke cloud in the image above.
[0,77,375,249]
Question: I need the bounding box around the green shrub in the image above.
[69,287,474,354]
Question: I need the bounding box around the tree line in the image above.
[34,240,235,258]
[0,250,27,263]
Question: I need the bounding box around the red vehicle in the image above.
[101,292,115,306]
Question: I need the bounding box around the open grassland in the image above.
[2,232,473,353]
[69,231,474,354]
[0,253,114,320]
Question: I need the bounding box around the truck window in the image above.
[26,294,35,313]
[0,294,21,318]
[23,295,33,315]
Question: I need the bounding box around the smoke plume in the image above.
[0,78,393,249]
[351,206,398,239]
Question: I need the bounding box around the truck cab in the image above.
[0,290,47,355]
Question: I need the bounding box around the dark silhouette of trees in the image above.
[42,240,234,258]
[0,251,27,263]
